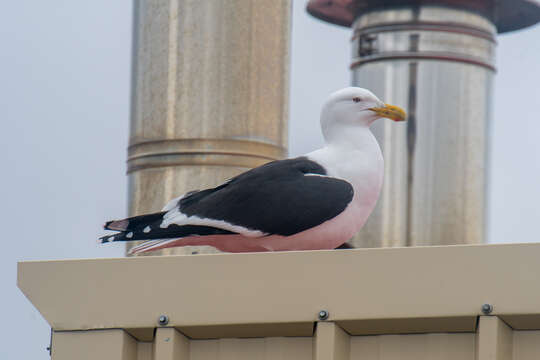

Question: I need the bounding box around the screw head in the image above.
[318,310,329,320]
[158,315,169,326]
[481,303,493,315]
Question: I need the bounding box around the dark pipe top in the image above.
[306,0,540,33]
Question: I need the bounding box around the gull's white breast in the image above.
[306,132,384,234]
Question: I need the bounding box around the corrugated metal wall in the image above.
[50,318,540,360]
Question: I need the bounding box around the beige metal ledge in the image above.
[18,243,540,343]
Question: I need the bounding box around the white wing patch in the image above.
[161,190,201,212]
[161,194,185,212]
[303,173,331,177]
[160,207,267,237]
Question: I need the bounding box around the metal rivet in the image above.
[158,315,169,326]
[481,303,493,315]
[318,310,329,320]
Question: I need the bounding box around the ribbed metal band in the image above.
[351,21,497,43]
[350,52,496,72]
[127,139,286,173]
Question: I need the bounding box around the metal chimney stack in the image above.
[308,0,540,248]
[128,0,291,255]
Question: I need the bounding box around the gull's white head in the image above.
[320,87,406,144]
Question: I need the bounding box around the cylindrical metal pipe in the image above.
[128,0,291,255]
[350,6,496,247]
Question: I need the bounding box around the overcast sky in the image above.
[1,1,539,358]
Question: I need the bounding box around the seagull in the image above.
[100,87,405,254]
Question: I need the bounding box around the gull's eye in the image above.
[353,97,362,103]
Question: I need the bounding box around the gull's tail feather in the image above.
[100,213,236,245]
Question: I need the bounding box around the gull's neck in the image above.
[307,124,383,172]
[323,124,378,153]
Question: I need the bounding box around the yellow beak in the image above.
[369,104,406,122]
